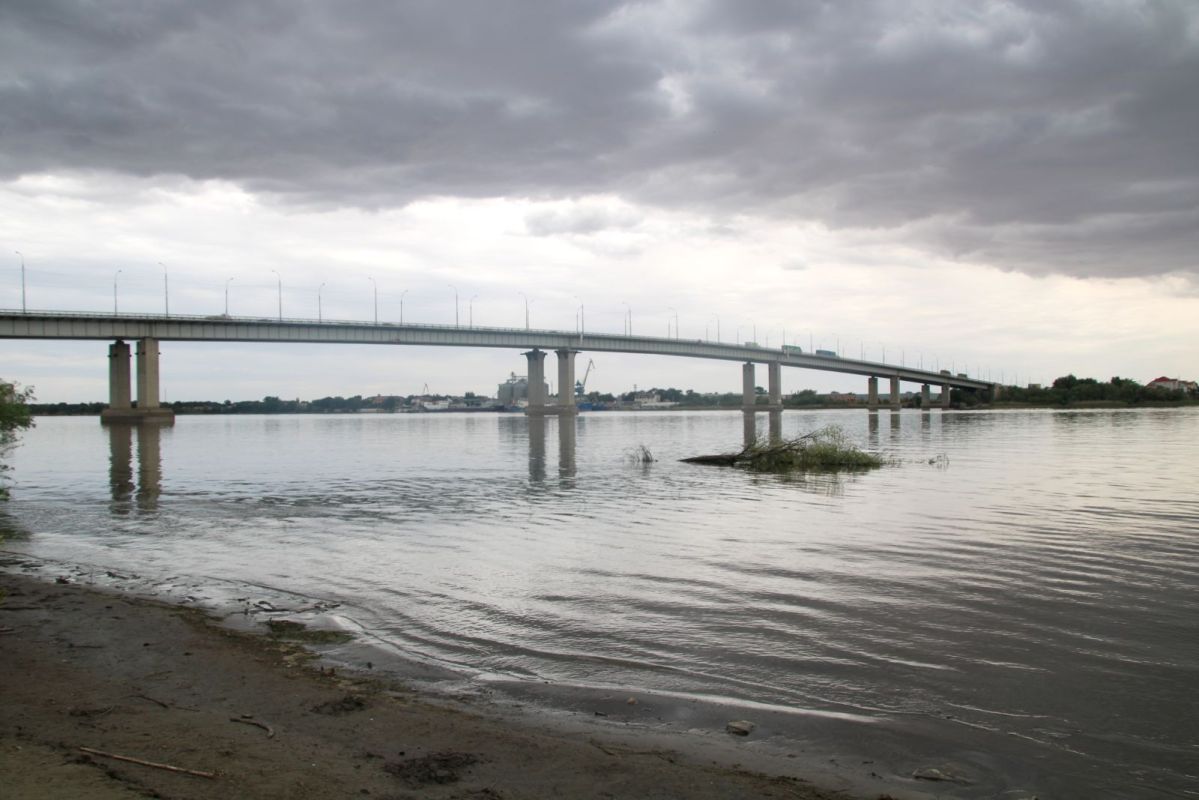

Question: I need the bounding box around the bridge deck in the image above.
[0,310,993,390]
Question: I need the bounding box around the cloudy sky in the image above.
[2,0,1196,402]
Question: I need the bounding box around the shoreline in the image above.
[0,568,936,799]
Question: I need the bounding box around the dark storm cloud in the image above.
[2,0,1196,278]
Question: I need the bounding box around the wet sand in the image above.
[0,572,922,800]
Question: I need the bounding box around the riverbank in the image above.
[0,572,916,800]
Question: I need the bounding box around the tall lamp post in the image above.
[469,294,478,328]
[711,315,720,343]
[400,289,407,325]
[518,291,530,330]
[159,262,169,316]
[224,277,234,316]
[448,285,458,327]
[621,301,631,335]
[113,269,122,315]
[368,276,378,323]
[668,307,678,339]
[318,282,326,322]
[15,251,26,312]
[270,269,282,321]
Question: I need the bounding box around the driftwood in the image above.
[230,715,276,738]
[78,746,216,779]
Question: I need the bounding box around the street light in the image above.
[400,289,408,325]
[159,262,169,316]
[711,315,720,343]
[469,294,478,327]
[224,277,234,316]
[449,284,458,327]
[518,291,530,330]
[574,296,585,335]
[368,276,378,324]
[621,301,631,335]
[270,269,282,321]
[113,269,122,315]
[668,306,678,339]
[318,282,326,322]
[15,251,26,312]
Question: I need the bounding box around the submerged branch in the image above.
[681,426,883,472]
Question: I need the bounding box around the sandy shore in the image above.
[0,571,926,800]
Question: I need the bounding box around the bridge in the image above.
[0,310,995,423]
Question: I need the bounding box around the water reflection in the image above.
[558,417,576,482]
[137,424,161,511]
[107,423,162,514]
[527,415,546,483]
[526,415,577,484]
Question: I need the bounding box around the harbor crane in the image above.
[574,358,596,397]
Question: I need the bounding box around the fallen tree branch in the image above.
[78,746,216,779]
[230,716,276,738]
[131,694,169,709]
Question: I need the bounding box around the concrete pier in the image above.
[101,338,174,424]
[767,362,782,410]
[890,376,901,411]
[524,349,548,415]
[921,383,931,408]
[742,362,756,410]
[555,349,578,415]
[867,376,879,411]
[942,384,952,409]
[108,340,131,411]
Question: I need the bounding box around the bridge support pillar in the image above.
[767,362,782,411]
[942,384,952,409]
[524,349,549,415]
[890,376,901,411]
[741,362,756,411]
[555,349,578,415]
[101,338,174,424]
[921,383,931,408]
[867,377,879,411]
[108,340,131,411]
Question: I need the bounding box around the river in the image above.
[3,408,1197,798]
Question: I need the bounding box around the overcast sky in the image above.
[3,0,1197,402]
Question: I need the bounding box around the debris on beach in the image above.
[682,426,883,472]
[725,720,755,736]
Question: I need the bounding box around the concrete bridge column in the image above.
[524,349,548,415]
[742,362,756,410]
[921,383,931,408]
[555,349,578,415]
[767,362,782,410]
[136,338,161,410]
[942,384,952,409]
[108,340,132,410]
[102,339,174,424]
[890,376,901,411]
[867,377,879,411]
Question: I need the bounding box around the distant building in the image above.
[497,373,547,407]
[1147,376,1198,394]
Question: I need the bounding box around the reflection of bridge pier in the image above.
[107,422,162,512]
[526,415,577,482]
[742,408,783,448]
[100,338,175,424]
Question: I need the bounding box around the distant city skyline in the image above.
[3,2,1196,402]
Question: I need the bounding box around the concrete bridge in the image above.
[0,310,995,422]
